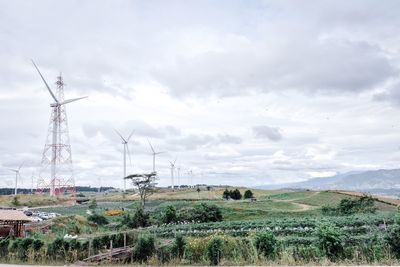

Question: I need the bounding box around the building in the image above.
[0,209,32,238]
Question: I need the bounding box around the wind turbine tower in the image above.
[169,158,177,191]
[115,130,134,192]
[33,61,87,197]
[147,139,164,172]
[9,162,24,195]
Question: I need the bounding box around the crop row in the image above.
[148,214,393,238]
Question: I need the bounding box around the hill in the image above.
[260,169,400,196]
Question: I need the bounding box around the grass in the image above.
[0,194,70,207]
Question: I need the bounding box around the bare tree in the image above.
[124,172,157,207]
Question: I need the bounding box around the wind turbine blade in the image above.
[8,169,18,172]
[155,151,165,155]
[147,139,155,153]
[31,60,59,103]
[127,130,135,142]
[59,96,88,105]
[173,156,178,165]
[114,129,127,143]
[18,161,25,171]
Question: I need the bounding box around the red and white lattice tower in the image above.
[32,61,87,197]
[37,75,76,196]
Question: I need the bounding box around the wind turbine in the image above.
[169,157,177,191]
[32,60,87,196]
[9,162,24,195]
[177,166,181,189]
[147,139,164,172]
[115,129,134,192]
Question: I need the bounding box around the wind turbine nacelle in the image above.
[50,103,59,107]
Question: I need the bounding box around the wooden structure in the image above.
[0,210,32,238]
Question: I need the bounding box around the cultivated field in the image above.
[0,188,399,266]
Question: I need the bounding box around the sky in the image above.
[1,0,400,189]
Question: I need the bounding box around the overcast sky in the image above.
[1,0,400,189]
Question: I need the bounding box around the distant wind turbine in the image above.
[115,129,134,192]
[147,139,164,172]
[169,157,177,191]
[9,162,24,195]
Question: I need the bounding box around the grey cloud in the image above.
[253,126,283,141]
[373,82,400,106]
[154,40,395,98]
[216,134,242,144]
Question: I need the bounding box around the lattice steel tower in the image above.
[32,61,87,196]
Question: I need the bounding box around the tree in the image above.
[190,203,223,223]
[230,189,242,200]
[244,190,254,199]
[222,189,230,200]
[125,172,157,207]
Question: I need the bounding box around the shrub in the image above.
[172,234,186,258]
[162,205,177,224]
[11,196,20,206]
[244,190,254,199]
[0,239,9,257]
[122,207,150,228]
[88,213,108,226]
[386,224,400,258]
[207,236,223,265]
[315,223,345,260]
[133,235,155,262]
[88,198,98,209]
[190,203,223,223]
[254,231,277,259]
[337,195,376,215]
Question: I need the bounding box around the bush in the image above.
[254,231,277,259]
[244,190,254,199]
[386,224,400,258]
[172,235,186,258]
[162,205,177,224]
[88,198,98,209]
[121,207,150,228]
[315,223,345,260]
[337,195,376,215]
[88,213,108,226]
[0,239,9,257]
[207,236,223,265]
[190,203,223,223]
[133,235,155,262]
[11,196,20,206]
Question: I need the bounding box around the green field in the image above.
[1,188,399,265]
